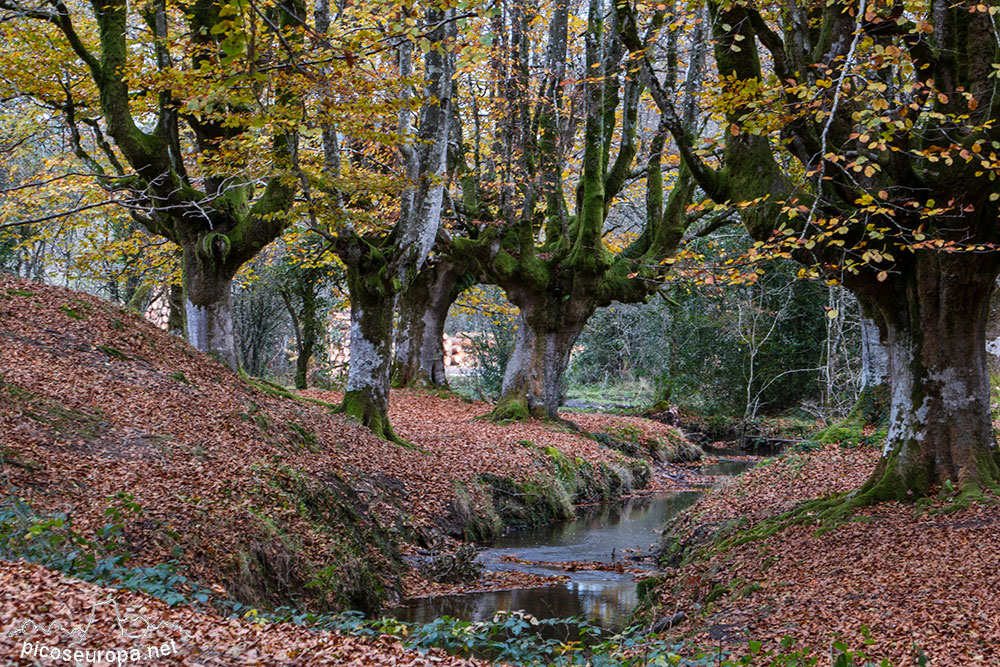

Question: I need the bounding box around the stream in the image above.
[390,450,762,631]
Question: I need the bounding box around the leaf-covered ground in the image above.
[0,559,488,666]
[0,274,699,659]
[653,445,1000,665]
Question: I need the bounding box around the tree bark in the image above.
[985,276,1000,377]
[167,283,186,339]
[340,265,399,441]
[491,297,592,421]
[393,261,462,388]
[859,312,888,394]
[182,243,238,369]
[295,333,315,390]
[280,278,322,390]
[859,256,1000,498]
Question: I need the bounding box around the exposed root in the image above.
[335,391,422,451]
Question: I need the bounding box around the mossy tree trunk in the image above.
[181,239,239,369]
[857,254,1000,498]
[341,256,400,441]
[493,295,592,420]
[9,0,306,370]
[323,9,456,441]
[166,283,186,339]
[393,260,464,388]
[451,0,706,422]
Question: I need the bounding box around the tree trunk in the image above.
[860,257,1000,499]
[848,301,890,426]
[491,299,591,421]
[341,265,400,441]
[167,283,186,339]
[986,276,1000,377]
[859,312,889,393]
[295,339,314,390]
[394,261,462,388]
[182,245,238,369]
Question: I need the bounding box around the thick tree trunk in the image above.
[860,258,1000,499]
[393,261,461,388]
[341,266,400,441]
[182,246,238,369]
[491,300,591,421]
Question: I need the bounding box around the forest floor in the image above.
[650,444,1000,666]
[0,559,489,666]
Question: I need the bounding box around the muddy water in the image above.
[389,456,758,630]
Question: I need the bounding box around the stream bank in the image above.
[390,450,763,631]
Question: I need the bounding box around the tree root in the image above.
[335,391,424,451]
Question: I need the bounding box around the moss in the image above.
[0,444,40,471]
[170,371,191,385]
[486,396,532,423]
[704,582,728,604]
[232,463,404,614]
[59,304,87,320]
[446,480,503,542]
[6,288,36,297]
[1,377,103,440]
[479,472,574,529]
[237,368,340,411]
[286,421,320,453]
[97,345,129,361]
[337,389,419,449]
[636,574,667,604]
[811,384,889,447]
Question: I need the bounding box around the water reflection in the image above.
[699,459,755,476]
[389,452,769,631]
[389,492,703,631]
[390,581,639,631]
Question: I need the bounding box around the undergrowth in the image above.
[0,492,215,607]
[256,609,909,666]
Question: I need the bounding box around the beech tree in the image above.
[618,0,1000,497]
[452,0,719,420]
[300,3,459,440]
[392,255,476,388]
[0,0,326,368]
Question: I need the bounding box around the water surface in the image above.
[390,453,763,630]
